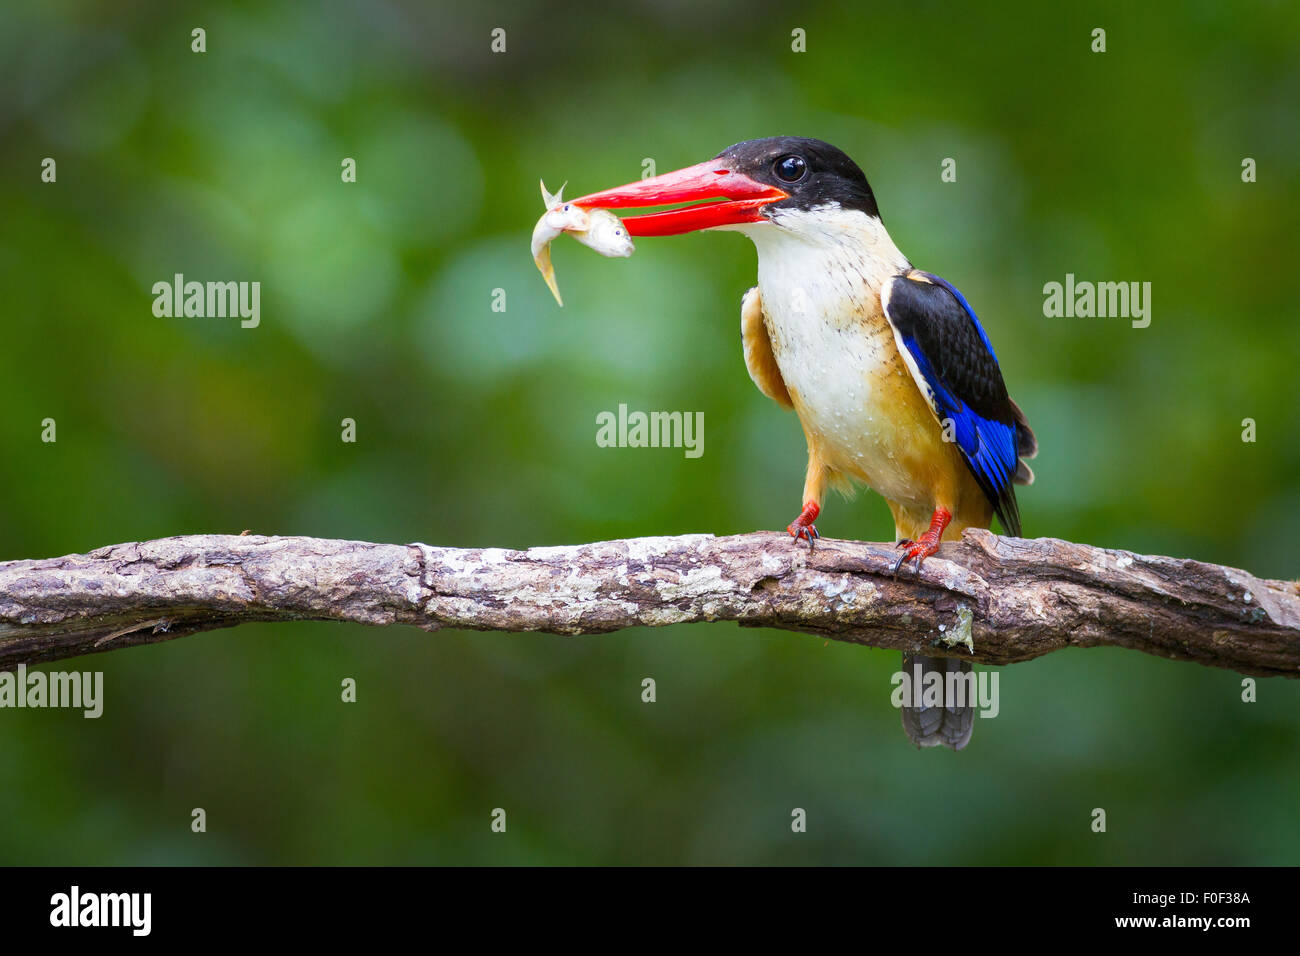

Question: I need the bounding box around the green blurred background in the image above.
[1,0,1297,865]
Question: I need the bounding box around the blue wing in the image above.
[882,271,1035,536]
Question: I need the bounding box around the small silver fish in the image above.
[531,181,634,306]
[531,183,587,306]
[570,207,635,259]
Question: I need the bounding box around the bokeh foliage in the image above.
[0,0,1297,864]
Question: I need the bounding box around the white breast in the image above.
[730,206,934,505]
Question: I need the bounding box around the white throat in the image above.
[729,204,910,329]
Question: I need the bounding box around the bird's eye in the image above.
[774,155,807,183]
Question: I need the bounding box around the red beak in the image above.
[568,160,788,236]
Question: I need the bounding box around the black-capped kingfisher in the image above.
[569,137,1037,751]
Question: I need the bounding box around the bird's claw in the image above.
[890,509,952,577]
[891,538,938,577]
[786,501,821,551]
[788,522,820,549]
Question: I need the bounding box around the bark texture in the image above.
[1,531,1297,676]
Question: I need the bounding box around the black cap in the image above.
[716,136,881,220]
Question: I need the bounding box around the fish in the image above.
[570,207,635,259]
[531,182,589,306]
[531,181,635,306]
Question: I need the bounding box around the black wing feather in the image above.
[885,273,1032,536]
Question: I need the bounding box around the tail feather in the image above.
[1010,397,1037,487]
[900,653,975,751]
[1009,397,1037,459]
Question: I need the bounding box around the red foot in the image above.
[786,501,820,549]
[892,508,952,575]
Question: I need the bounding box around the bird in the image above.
[567,136,1037,750]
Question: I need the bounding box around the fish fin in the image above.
[532,245,564,307]
[539,179,567,209]
[542,257,563,306]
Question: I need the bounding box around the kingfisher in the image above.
[567,137,1037,750]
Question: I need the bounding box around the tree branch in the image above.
[1,531,1297,676]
